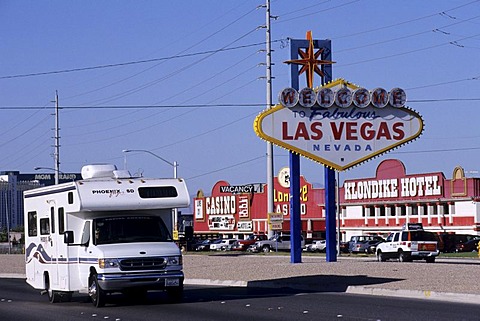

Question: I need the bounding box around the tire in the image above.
[426,257,436,263]
[45,274,61,303]
[262,245,270,253]
[376,251,386,262]
[89,274,106,307]
[398,251,411,263]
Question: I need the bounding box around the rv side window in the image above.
[68,192,74,204]
[80,221,91,245]
[28,211,38,237]
[40,218,50,235]
[50,207,55,234]
[58,207,65,234]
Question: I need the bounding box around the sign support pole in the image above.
[289,152,301,263]
[321,40,337,262]
[288,39,302,263]
[288,36,335,263]
[325,167,337,262]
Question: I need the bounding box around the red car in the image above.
[231,234,268,251]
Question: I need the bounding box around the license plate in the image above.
[165,278,180,287]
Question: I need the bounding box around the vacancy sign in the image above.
[253,79,424,171]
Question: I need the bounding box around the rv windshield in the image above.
[93,216,172,245]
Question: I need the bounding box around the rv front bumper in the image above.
[97,271,184,291]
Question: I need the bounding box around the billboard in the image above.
[253,79,424,171]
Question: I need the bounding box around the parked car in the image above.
[231,234,268,251]
[442,234,479,253]
[340,241,350,253]
[249,234,305,253]
[304,240,326,253]
[455,238,480,252]
[210,239,236,251]
[220,239,238,251]
[376,223,439,263]
[363,240,383,254]
[193,239,213,251]
[348,235,384,253]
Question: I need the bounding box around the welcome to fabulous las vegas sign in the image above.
[253,78,424,171]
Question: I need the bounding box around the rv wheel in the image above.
[45,274,61,303]
[89,275,106,307]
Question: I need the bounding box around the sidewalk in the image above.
[2,253,480,305]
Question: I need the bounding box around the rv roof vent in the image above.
[81,164,117,179]
[113,170,131,179]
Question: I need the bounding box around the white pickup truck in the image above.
[376,223,439,263]
[249,234,305,253]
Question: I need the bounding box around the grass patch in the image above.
[439,251,479,258]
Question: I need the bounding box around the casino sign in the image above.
[253,79,424,171]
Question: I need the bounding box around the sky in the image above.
[1,0,480,204]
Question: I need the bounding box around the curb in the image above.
[186,278,480,306]
[185,278,248,287]
[346,285,480,305]
[0,273,25,279]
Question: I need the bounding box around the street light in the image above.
[122,149,180,239]
[122,149,178,179]
[34,166,64,185]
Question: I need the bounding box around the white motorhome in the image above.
[24,164,190,307]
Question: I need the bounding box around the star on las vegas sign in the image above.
[284,30,335,88]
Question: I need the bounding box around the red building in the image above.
[193,159,480,241]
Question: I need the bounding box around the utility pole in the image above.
[264,0,275,237]
[54,91,60,185]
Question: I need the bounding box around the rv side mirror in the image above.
[64,231,74,244]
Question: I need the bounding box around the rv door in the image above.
[51,206,70,291]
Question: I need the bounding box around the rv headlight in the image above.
[166,256,182,266]
[98,258,120,269]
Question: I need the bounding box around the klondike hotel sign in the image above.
[344,175,442,200]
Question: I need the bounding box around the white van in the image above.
[24,164,190,307]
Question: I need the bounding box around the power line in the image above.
[0,41,283,80]
[392,146,480,154]
[338,32,480,68]
[2,97,480,110]
[327,0,480,40]
[77,27,261,106]
[186,155,265,180]
[0,103,265,110]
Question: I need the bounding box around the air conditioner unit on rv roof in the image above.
[81,164,117,179]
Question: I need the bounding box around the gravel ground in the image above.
[183,253,480,295]
[2,253,480,296]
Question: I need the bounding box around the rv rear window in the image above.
[138,186,178,199]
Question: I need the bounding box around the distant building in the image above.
[0,171,80,230]
[193,159,480,241]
